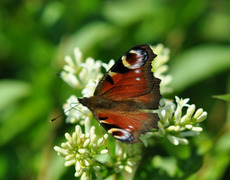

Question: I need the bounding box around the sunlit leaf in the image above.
[62,22,116,56]
[169,45,230,92]
[0,97,49,146]
[213,94,230,102]
[0,80,31,111]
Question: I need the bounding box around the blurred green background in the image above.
[1,0,230,179]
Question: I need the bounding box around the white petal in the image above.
[65,159,76,166]
[100,149,108,154]
[167,135,179,145]
[196,111,207,122]
[73,47,83,65]
[125,165,133,173]
[192,127,203,132]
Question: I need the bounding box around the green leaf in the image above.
[213,94,230,102]
[169,45,230,92]
[215,131,230,153]
[0,80,31,111]
[0,97,49,146]
[103,0,160,26]
[63,22,116,55]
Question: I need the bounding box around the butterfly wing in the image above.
[79,44,161,143]
[94,44,161,109]
[93,110,159,143]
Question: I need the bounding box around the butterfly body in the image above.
[78,96,149,111]
[78,44,161,143]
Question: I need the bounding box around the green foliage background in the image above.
[0,0,230,179]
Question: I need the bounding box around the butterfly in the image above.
[78,44,161,143]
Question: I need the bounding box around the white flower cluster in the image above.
[151,44,172,94]
[114,141,142,174]
[54,124,108,179]
[156,96,207,145]
[61,48,103,90]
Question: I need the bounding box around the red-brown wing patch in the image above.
[98,72,123,95]
[103,67,155,100]
[127,76,161,109]
[94,110,159,143]
[94,44,157,100]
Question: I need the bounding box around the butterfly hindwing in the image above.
[94,110,159,143]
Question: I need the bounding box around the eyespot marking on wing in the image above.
[121,49,148,69]
[108,128,134,142]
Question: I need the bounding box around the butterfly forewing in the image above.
[94,44,156,99]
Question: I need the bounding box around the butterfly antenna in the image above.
[50,103,81,122]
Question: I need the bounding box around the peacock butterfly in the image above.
[78,44,161,143]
